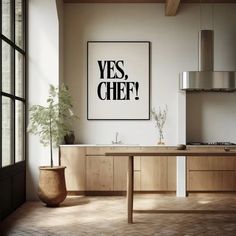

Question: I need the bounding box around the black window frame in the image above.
[0,0,27,168]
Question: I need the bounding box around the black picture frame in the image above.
[87,41,151,120]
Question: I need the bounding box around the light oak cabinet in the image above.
[60,146,176,193]
[86,147,142,191]
[86,156,113,191]
[113,156,127,191]
[86,147,115,191]
[139,147,175,191]
[140,156,176,191]
[113,156,141,191]
[167,156,176,190]
[60,146,86,191]
[141,156,168,190]
[187,156,236,191]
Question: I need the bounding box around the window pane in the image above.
[15,0,24,49]
[2,0,12,39]
[2,97,13,167]
[15,100,24,162]
[2,41,12,94]
[15,51,24,98]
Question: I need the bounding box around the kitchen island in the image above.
[106,148,236,223]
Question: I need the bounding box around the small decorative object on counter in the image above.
[64,131,75,144]
[151,105,168,145]
[177,144,186,150]
[224,147,230,152]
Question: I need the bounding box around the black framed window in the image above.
[1,0,26,168]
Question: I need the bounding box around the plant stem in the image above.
[49,109,53,168]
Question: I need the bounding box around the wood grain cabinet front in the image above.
[86,156,114,191]
[140,156,176,191]
[60,146,176,193]
[60,147,86,191]
[113,156,141,191]
[187,156,236,191]
[141,156,168,191]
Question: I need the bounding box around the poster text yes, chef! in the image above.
[97,60,139,101]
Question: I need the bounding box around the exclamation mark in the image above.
[135,82,139,100]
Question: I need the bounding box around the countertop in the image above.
[59,144,236,149]
[60,144,166,147]
[105,149,236,156]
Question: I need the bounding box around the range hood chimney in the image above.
[180,30,236,92]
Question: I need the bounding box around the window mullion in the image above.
[12,0,16,165]
[1,35,25,55]
[22,0,25,50]
[24,0,27,165]
[12,50,15,165]
[0,1,2,169]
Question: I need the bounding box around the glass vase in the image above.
[157,129,165,145]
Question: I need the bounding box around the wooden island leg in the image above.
[127,155,134,223]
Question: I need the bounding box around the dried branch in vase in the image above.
[151,105,168,145]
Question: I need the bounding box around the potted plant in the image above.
[28,84,78,207]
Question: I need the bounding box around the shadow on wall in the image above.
[186,92,236,143]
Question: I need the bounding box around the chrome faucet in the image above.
[112,132,122,145]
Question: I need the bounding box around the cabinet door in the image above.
[60,147,86,191]
[167,156,176,191]
[86,156,113,191]
[141,156,168,190]
[113,156,141,191]
[113,156,128,191]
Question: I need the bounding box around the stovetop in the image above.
[187,142,236,146]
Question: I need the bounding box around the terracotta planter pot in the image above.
[38,166,67,207]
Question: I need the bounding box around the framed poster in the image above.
[87,41,150,120]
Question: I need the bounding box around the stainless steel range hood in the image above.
[180,30,236,92]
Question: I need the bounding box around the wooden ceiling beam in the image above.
[165,0,181,16]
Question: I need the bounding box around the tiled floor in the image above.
[1,193,236,235]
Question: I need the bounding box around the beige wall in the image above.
[187,93,236,143]
[27,0,61,200]
[56,0,64,84]
[64,3,236,145]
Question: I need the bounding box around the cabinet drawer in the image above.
[188,171,236,191]
[112,147,141,153]
[188,156,235,170]
[86,147,141,156]
[86,147,113,155]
